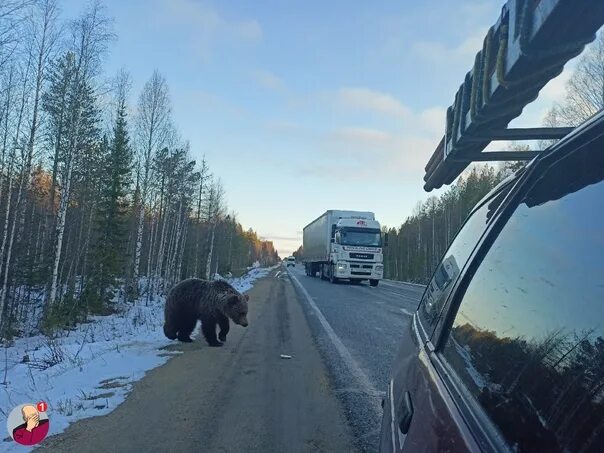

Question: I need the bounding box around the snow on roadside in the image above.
[0,266,274,451]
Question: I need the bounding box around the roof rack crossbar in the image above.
[451,150,542,162]
[422,0,604,192]
[463,127,574,142]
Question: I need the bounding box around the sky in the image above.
[61,0,575,257]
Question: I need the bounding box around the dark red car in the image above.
[380,0,604,450]
[380,106,604,452]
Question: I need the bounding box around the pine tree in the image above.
[87,100,132,310]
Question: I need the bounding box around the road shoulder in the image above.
[37,270,357,453]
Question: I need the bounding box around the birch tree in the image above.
[46,1,112,308]
[193,155,210,277]
[0,0,60,327]
[555,32,604,125]
[0,1,29,68]
[204,178,225,280]
[132,70,171,294]
[0,53,33,327]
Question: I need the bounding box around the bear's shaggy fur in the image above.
[163,279,249,347]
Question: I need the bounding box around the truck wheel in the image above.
[369,279,379,287]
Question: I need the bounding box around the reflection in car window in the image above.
[442,153,604,451]
[418,189,507,332]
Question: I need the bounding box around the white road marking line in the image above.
[289,272,382,415]
[382,279,427,289]
[400,308,414,317]
[379,287,422,302]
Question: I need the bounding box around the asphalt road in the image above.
[286,264,425,452]
[37,270,357,453]
[35,267,425,453]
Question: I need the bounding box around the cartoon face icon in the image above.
[7,402,50,446]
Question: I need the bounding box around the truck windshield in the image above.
[340,228,381,247]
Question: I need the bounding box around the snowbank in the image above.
[0,267,273,451]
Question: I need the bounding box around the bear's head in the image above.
[225,293,249,327]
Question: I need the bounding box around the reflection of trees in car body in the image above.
[445,323,604,452]
[441,142,604,451]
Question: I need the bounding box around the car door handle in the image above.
[398,391,414,435]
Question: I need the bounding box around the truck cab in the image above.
[331,218,384,286]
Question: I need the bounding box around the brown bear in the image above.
[163,278,249,347]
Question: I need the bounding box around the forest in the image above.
[0,1,278,339]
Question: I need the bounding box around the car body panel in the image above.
[380,314,480,452]
[380,110,604,452]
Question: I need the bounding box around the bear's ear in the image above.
[227,295,239,305]
[244,294,250,302]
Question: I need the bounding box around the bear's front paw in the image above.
[177,336,193,343]
[208,341,224,347]
[218,334,227,342]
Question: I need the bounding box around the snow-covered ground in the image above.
[1,266,273,451]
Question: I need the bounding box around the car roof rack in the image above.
[423,0,604,192]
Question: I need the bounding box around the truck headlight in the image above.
[337,263,347,271]
[375,265,384,271]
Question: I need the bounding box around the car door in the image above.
[380,181,516,452]
[424,132,604,451]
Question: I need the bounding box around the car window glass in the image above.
[418,188,508,333]
[441,151,604,452]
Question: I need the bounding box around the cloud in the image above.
[184,90,248,117]
[292,88,449,181]
[265,119,302,132]
[418,107,447,136]
[153,0,262,58]
[539,69,572,103]
[411,28,487,65]
[337,87,411,118]
[332,127,393,146]
[310,128,438,181]
[264,86,446,183]
[459,1,499,27]
[251,69,286,92]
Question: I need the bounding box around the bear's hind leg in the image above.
[201,315,222,347]
[177,317,197,343]
[217,314,230,342]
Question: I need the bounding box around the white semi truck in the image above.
[302,210,385,286]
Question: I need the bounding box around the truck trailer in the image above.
[302,210,384,286]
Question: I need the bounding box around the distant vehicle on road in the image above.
[302,210,385,286]
[286,256,296,267]
[380,1,604,451]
